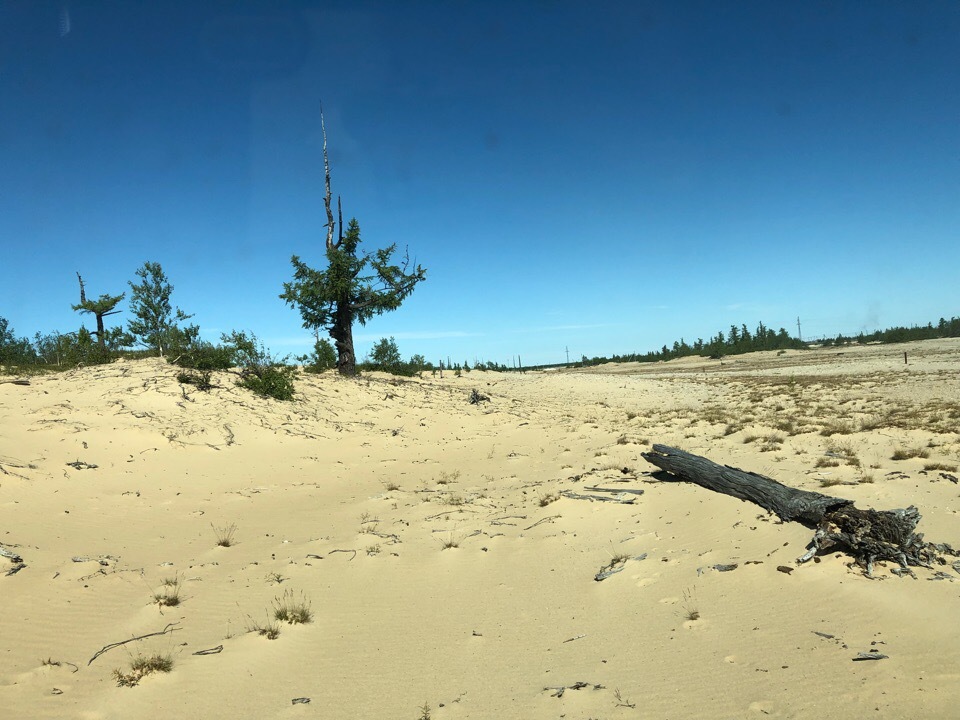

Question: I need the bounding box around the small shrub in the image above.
[923,462,958,472]
[538,492,559,507]
[222,331,296,401]
[153,575,182,607]
[176,370,213,391]
[436,470,460,485]
[891,446,930,461]
[113,653,173,687]
[440,535,460,550]
[246,617,281,640]
[212,523,237,547]
[273,589,312,625]
[170,341,234,371]
[815,457,840,468]
[239,365,296,401]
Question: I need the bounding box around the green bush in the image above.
[170,341,235,371]
[177,370,213,391]
[239,365,296,401]
[222,331,296,401]
[304,338,337,373]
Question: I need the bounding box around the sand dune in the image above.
[2,341,959,719]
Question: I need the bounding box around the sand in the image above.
[2,339,959,719]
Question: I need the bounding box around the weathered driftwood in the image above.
[641,444,959,578]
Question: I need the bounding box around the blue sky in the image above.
[2,1,958,366]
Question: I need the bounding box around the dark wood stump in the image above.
[641,444,959,578]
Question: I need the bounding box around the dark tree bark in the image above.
[330,303,357,376]
[641,444,958,578]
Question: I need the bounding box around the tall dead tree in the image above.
[642,444,958,578]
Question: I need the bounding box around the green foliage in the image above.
[369,336,402,373]
[177,369,213,391]
[71,274,124,348]
[127,261,195,356]
[0,317,39,366]
[280,219,426,375]
[170,338,234,371]
[221,331,296,401]
[303,338,337,373]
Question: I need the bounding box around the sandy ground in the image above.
[2,339,959,719]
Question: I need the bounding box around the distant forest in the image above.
[561,315,960,371]
[2,314,960,374]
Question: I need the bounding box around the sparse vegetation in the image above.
[923,462,957,472]
[614,687,637,709]
[177,369,213,391]
[440,534,460,550]
[892,446,930,461]
[246,616,281,640]
[113,653,173,687]
[273,589,312,625]
[153,575,182,607]
[436,470,460,485]
[538,492,559,507]
[682,588,700,621]
[212,523,238,547]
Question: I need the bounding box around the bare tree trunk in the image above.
[642,444,958,577]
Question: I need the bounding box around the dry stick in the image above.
[87,622,181,666]
[0,379,31,386]
[524,515,561,531]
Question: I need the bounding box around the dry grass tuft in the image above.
[891,446,930,461]
[273,589,313,625]
[212,522,238,547]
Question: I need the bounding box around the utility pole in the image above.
[796,316,802,342]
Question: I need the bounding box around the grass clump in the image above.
[819,420,854,437]
[113,653,173,687]
[273,589,312,625]
[212,522,238,547]
[891,446,930,461]
[923,462,958,472]
[153,575,182,607]
[176,369,213,391]
[538,492,559,507]
[435,470,460,485]
[440,534,460,550]
[246,617,281,640]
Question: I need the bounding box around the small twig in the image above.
[524,515,561,531]
[192,645,223,656]
[87,622,181,665]
[562,634,586,643]
[327,549,357,561]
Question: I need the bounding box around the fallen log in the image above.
[641,444,959,578]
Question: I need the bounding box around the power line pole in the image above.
[565,346,569,365]
[796,316,802,341]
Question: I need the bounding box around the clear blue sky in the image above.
[2,1,958,366]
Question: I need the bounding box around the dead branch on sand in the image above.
[642,444,960,578]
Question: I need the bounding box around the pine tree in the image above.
[72,273,124,348]
[280,110,426,376]
[127,261,194,356]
